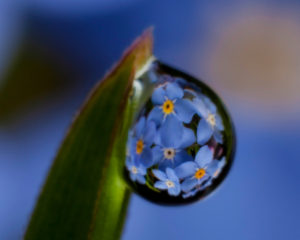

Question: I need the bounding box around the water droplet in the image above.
[124,60,235,205]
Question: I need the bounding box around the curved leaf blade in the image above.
[25,29,153,240]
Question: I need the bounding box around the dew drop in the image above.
[124,60,235,205]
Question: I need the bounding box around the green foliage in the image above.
[25,29,153,240]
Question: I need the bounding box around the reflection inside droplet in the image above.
[123,60,235,205]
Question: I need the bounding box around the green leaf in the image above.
[25,29,154,240]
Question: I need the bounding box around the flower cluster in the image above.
[126,80,226,198]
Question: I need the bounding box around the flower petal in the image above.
[135,117,146,138]
[165,82,183,100]
[197,174,210,185]
[158,149,190,170]
[166,168,179,182]
[144,121,156,144]
[152,146,163,165]
[193,97,208,118]
[215,114,224,131]
[130,173,137,182]
[168,184,181,196]
[136,174,146,184]
[137,165,147,175]
[158,159,174,170]
[129,136,138,158]
[197,118,213,145]
[175,99,195,123]
[203,96,217,113]
[200,179,212,190]
[147,107,164,126]
[213,131,223,144]
[154,181,168,190]
[152,169,167,181]
[181,178,198,192]
[206,160,219,176]
[207,157,226,178]
[174,150,193,165]
[182,189,198,199]
[179,127,196,148]
[140,147,153,167]
[152,86,166,105]
[218,157,226,168]
[159,116,183,148]
[195,145,213,168]
[175,161,198,179]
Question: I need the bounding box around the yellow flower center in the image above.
[162,99,174,115]
[163,148,176,160]
[194,169,206,179]
[166,180,175,188]
[136,139,144,154]
[207,113,216,127]
[131,166,138,174]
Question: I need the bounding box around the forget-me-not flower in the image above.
[152,168,181,196]
[175,145,216,193]
[152,116,195,170]
[181,157,226,198]
[126,157,147,184]
[148,82,195,126]
[129,116,156,167]
[193,96,224,144]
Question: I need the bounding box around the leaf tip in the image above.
[124,27,154,72]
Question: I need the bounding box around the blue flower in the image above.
[193,96,224,144]
[148,82,195,125]
[182,157,226,198]
[152,116,195,170]
[129,116,156,167]
[152,168,181,196]
[175,145,216,193]
[126,157,147,184]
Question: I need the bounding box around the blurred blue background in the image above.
[1,0,300,239]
